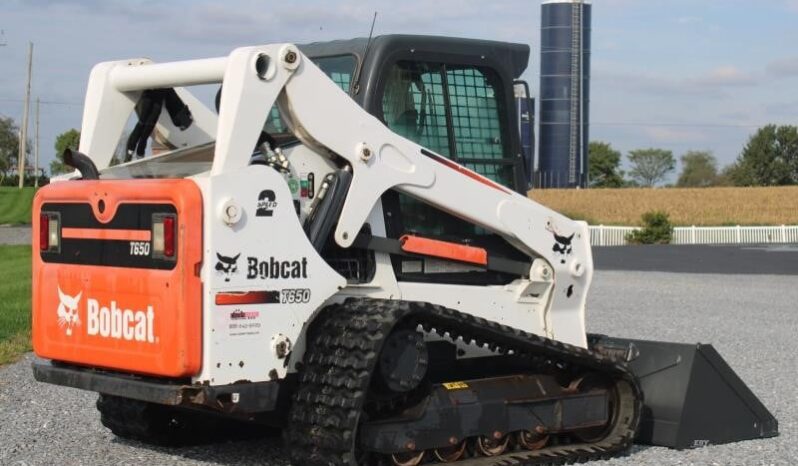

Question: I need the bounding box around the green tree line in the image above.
[589,124,798,188]
[0,117,128,182]
[3,114,797,188]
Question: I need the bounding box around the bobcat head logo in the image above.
[57,287,82,336]
[215,253,240,282]
[546,220,575,264]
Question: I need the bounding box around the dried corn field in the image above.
[529,186,798,226]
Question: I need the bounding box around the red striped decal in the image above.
[422,149,511,194]
[61,228,152,242]
[215,291,281,305]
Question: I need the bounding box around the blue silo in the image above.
[538,0,591,188]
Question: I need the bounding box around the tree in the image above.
[627,148,675,187]
[0,117,19,184]
[727,125,798,186]
[0,117,30,185]
[588,141,625,188]
[713,164,737,186]
[626,210,673,244]
[51,129,81,175]
[677,150,718,187]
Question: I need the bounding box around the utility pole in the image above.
[18,41,33,189]
[35,97,40,188]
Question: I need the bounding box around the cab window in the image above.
[380,61,514,238]
[265,55,356,133]
[381,61,512,186]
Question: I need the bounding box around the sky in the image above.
[1,0,798,179]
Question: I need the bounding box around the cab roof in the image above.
[298,34,530,78]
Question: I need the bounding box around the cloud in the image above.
[593,69,717,97]
[764,100,798,118]
[766,57,798,77]
[643,126,707,144]
[676,16,702,25]
[688,66,757,87]
[593,64,757,99]
[18,0,168,23]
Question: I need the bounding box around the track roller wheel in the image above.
[517,430,549,450]
[433,441,467,462]
[569,373,616,443]
[391,451,425,466]
[474,434,510,456]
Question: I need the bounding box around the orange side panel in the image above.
[399,234,488,266]
[32,179,203,378]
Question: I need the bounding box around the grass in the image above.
[0,187,36,225]
[0,246,32,364]
[530,186,798,226]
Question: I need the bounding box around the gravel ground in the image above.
[0,226,31,245]
[1,270,795,465]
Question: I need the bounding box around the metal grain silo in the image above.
[538,0,591,188]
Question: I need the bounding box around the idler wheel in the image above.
[569,374,616,443]
[378,329,428,393]
[433,441,467,462]
[517,430,549,450]
[475,434,510,456]
[391,450,425,466]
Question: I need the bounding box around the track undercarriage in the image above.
[284,298,642,465]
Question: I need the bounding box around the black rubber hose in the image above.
[63,148,100,180]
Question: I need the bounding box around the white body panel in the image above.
[76,44,594,384]
[193,166,345,385]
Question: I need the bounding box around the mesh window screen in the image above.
[462,162,514,186]
[328,70,352,91]
[380,61,515,238]
[382,62,451,156]
[265,55,356,134]
[447,68,503,159]
[447,67,511,186]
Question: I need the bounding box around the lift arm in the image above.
[78,44,593,345]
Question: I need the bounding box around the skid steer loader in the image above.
[32,35,776,465]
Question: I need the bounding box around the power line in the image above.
[541,120,779,129]
[591,121,778,129]
[0,98,82,106]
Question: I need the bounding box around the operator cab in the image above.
[296,34,531,194]
[293,35,534,284]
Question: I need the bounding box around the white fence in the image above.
[589,225,798,247]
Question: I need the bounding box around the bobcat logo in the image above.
[57,287,82,336]
[215,253,240,282]
[546,220,575,265]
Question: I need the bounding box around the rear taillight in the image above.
[152,214,176,260]
[39,214,48,251]
[39,212,60,252]
[163,216,175,257]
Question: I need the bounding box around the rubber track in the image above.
[96,394,269,446]
[97,394,206,446]
[284,298,643,466]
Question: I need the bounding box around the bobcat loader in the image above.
[32,36,777,465]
